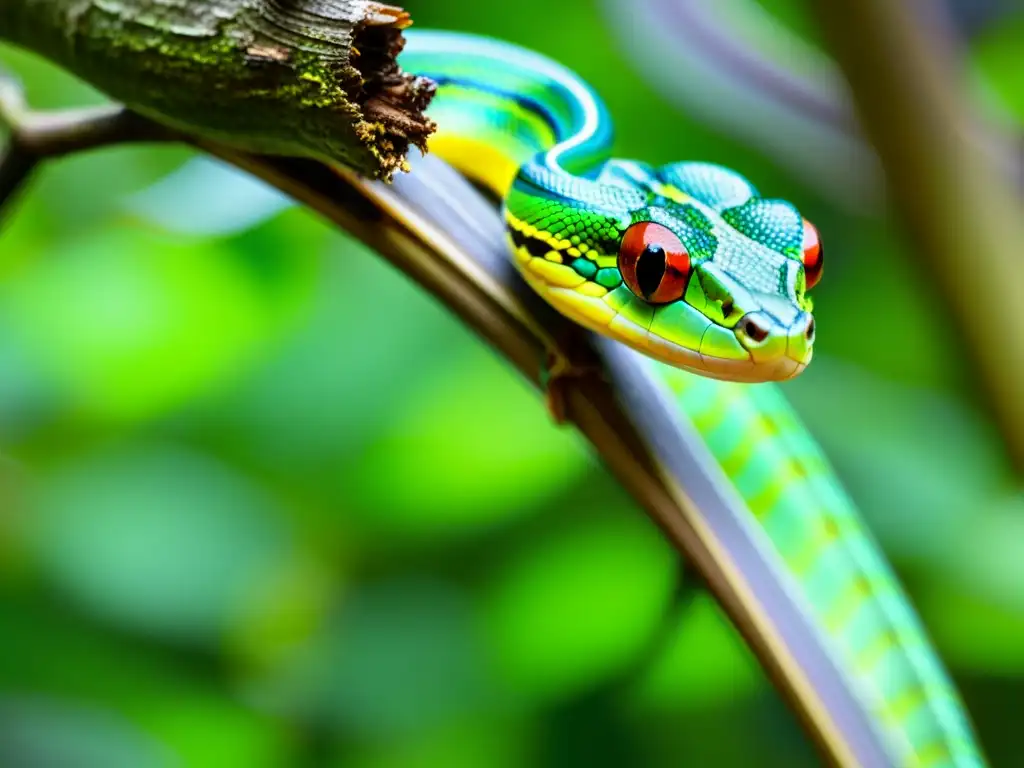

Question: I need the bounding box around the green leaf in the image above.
[630,593,764,711]
[342,350,590,539]
[972,15,1024,124]
[127,158,294,236]
[0,45,109,109]
[752,0,824,44]
[331,719,534,768]
[920,582,1024,676]
[0,695,174,768]
[0,226,295,422]
[478,512,675,703]
[946,493,1024,618]
[783,357,1010,566]
[205,242,461,470]
[248,580,491,737]
[27,443,307,646]
[0,605,294,768]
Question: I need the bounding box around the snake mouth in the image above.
[527,273,812,383]
[646,332,811,383]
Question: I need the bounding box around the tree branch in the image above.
[0,0,435,179]
[0,69,895,762]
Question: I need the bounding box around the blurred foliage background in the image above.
[1,0,1023,766]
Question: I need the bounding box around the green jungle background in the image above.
[1,0,1022,765]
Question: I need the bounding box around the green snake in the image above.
[400,30,985,767]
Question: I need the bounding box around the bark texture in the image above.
[0,0,435,178]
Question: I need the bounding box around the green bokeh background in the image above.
[1,1,1023,765]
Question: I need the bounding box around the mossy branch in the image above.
[0,0,435,178]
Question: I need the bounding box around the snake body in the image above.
[401,30,984,767]
[406,32,816,383]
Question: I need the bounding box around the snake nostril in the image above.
[741,316,769,344]
[805,316,815,342]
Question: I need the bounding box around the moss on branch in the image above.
[0,0,435,178]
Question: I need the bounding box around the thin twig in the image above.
[810,0,1024,473]
[0,143,38,221]
[0,70,178,225]
[11,106,174,156]
[0,87,175,159]
[0,69,35,219]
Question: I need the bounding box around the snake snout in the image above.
[735,310,815,370]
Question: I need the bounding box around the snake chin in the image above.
[526,271,811,384]
[646,333,812,383]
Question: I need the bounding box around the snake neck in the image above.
[400,30,613,197]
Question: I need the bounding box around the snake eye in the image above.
[619,222,691,304]
[801,218,824,290]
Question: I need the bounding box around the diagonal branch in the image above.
[208,147,891,768]
[0,80,892,765]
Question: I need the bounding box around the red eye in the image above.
[618,222,691,304]
[801,218,824,290]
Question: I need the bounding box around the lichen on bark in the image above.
[0,0,436,178]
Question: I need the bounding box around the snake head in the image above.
[602,161,822,382]
[506,160,822,383]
